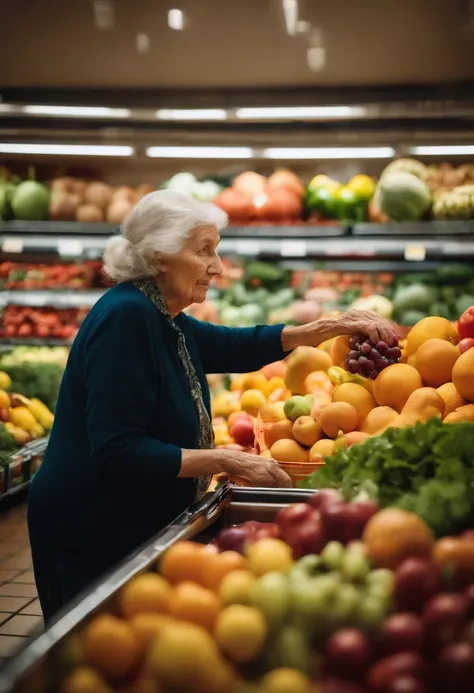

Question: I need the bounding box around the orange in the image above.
[292,416,322,447]
[0,390,11,409]
[270,439,308,463]
[60,667,113,693]
[436,382,467,417]
[310,390,332,419]
[303,370,334,396]
[240,389,267,417]
[159,541,207,585]
[452,348,474,401]
[241,372,269,394]
[319,401,358,438]
[259,401,286,422]
[332,382,376,427]
[261,361,287,380]
[334,431,369,450]
[363,508,434,570]
[118,573,171,618]
[284,346,332,394]
[330,335,351,368]
[415,338,460,388]
[309,439,335,461]
[168,581,221,632]
[406,316,459,356]
[444,403,474,423]
[214,605,268,663]
[266,376,286,395]
[129,613,172,651]
[201,551,247,591]
[372,364,423,412]
[82,614,141,681]
[361,406,398,435]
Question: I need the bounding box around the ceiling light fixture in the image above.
[168,8,185,30]
[93,0,116,30]
[22,105,131,118]
[282,0,299,36]
[146,146,254,159]
[0,144,134,156]
[410,145,474,156]
[156,109,227,121]
[263,147,395,160]
[236,106,360,119]
[0,104,15,113]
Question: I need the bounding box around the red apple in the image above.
[309,488,344,511]
[276,502,318,530]
[321,679,364,693]
[321,502,365,545]
[394,559,441,613]
[422,593,469,656]
[215,525,252,553]
[458,338,474,354]
[365,653,428,693]
[0,408,9,422]
[436,641,474,693]
[377,613,423,657]
[285,515,327,559]
[229,418,255,447]
[324,628,372,681]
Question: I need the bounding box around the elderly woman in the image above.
[27,190,396,624]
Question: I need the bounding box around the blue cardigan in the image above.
[28,282,286,579]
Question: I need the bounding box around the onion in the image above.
[113,186,137,204]
[233,171,267,198]
[106,199,134,224]
[256,188,303,221]
[49,192,81,221]
[50,177,78,195]
[213,188,255,221]
[75,204,104,223]
[268,169,304,197]
[85,181,113,210]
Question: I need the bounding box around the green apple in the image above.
[283,395,312,421]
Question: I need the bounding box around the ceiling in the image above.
[1,0,474,90]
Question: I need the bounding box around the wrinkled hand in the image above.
[221,450,292,488]
[337,309,398,345]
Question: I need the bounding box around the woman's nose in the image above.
[209,254,224,276]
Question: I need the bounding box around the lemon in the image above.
[0,372,11,390]
[214,605,267,663]
[260,668,312,693]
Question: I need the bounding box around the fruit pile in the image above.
[0,260,103,290]
[210,312,474,480]
[1,305,89,340]
[0,375,54,447]
[60,493,474,693]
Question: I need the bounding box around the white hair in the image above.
[103,189,228,282]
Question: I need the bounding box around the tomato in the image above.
[459,337,474,354]
[458,306,474,340]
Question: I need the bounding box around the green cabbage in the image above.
[380,171,431,222]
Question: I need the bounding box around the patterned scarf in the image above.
[133,277,213,500]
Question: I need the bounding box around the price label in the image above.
[2,239,23,253]
[404,244,426,261]
[325,243,351,256]
[280,240,307,257]
[235,240,260,256]
[57,240,83,257]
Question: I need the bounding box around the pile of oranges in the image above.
[61,540,312,693]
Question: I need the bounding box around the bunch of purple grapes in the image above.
[346,333,402,380]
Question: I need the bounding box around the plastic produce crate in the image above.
[0,485,314,693]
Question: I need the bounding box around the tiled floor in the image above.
[0,501,43,667]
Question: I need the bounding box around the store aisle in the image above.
[0,501,42,667]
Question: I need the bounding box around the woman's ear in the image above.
[154,253,167,272]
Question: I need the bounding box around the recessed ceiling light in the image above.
[168,9,185,30]
[263,147,395,159]
[0,144,134,156]
[22,105,131,118]
[146,146,254,159]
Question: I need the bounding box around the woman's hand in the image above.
[335,309,399,345]
[220,449,292,488]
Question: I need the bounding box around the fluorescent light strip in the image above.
[236,106,359,119]
[0,144,134,156]
[410,145,474,156]
[146,146,254,159]
[156,109,227,121]
[22,105,131,118]
[168,9,185,30]
[263,147,395,160]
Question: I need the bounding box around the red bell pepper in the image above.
[458,306,474,340]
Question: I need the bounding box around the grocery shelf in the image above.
[1,290,105,308]
[0,338,73,348]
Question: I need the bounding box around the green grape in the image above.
[331,583,361,623]
[250,571,290,627]
[295,554,322,575]
[320,541,345,572]
[341,550,370,582]
[366,568,394,590]
[266,624,312,673]
[357,595,389,631]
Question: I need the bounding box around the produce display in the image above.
[0,305,88,340]
[0,347,68,411]
[2,158,474,224]
[58,480,474,693]
[210,312,474,487]
[0,260,104,290]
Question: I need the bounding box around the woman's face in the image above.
[157,224,223,312]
